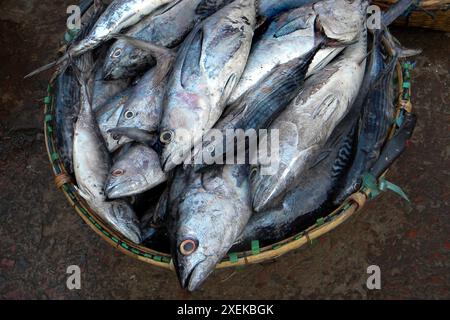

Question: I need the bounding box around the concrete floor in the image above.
[0,1,449,299]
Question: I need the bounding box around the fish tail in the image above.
[24,55,68,79]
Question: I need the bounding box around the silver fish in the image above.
[334,53,399,204]
[228,5,318,104]
[92,64,130,112]
[236,107,359,248]
[26,0,174,78]
[167,165,252,291]
[55,2,106,174]
[250,24,368,213]
[96,87,133,152]
[73,56,141,243]
[113,37,176,135]
[103,0,233,80]
[105,143,167,199]
[228,0,361,105]
[159,0,257,172]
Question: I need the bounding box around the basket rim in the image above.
[43,39,413,272]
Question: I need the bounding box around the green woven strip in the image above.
[229,253,238,263]
[47,125,53,134]
[251,240,260,255]
[162,256,171,264]
[316,218,325,226]
[403,82,411,89]
[153,255,162,262]
[51,152,59,162]
[121,242,129,250]
[363,173,410,202]
[379,178,410,202]
[47,84,53,94]
[131,249,140,255]
[111,237,119,243]
[44,96,52,105]
[45,114,53,123]
[272,244,282,250]
[143,253,152,259]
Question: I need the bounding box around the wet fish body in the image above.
[250,25,368,213]
[159,0,257,172]
[104,0,234,79]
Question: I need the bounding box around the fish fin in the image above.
[107,127,158,146]
[24,56,66,79]
[383,27,422,58]
[181,27,204,88]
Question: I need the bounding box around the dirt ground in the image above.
[0,1,449,300]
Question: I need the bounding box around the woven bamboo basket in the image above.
[43,36,414,272]
[374,0,450,32]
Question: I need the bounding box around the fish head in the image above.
[106,145,166,198]
[314,0,367,44]
[103,40,154,80]
[172,191,239,291]
[159,96,208,172]
[105,201,142,244]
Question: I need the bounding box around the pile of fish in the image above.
[31,0,419,291]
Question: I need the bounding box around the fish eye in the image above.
[250,167,258,181]
[112,134,121,141]
[111,48,122,59]
[179,239,198,256]
[160,130,174,145]
[206,145,215,155]
[112,169,125,177]
[124,110,134,119]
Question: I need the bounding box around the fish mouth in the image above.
[181,259,207,292]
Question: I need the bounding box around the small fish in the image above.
[72,52,142,243]
[334,53,399,204]
[103,0,234,80]
[96,87,134,152]
[105,143,167,199]
[55,2,106,174]
[250,22,367,213]
[159,0,257,172]
[25,0,175,78]
[167,165,252,291]
[113,36,176,134]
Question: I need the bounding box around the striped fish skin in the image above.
[229,0,365,105]
[334,53,399,204]
[192,44,322,169]
[159,0,257,172]
[235,108,358,248]
[228,4,317,105]
[103,0,234,80]
[250,8,368,213]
